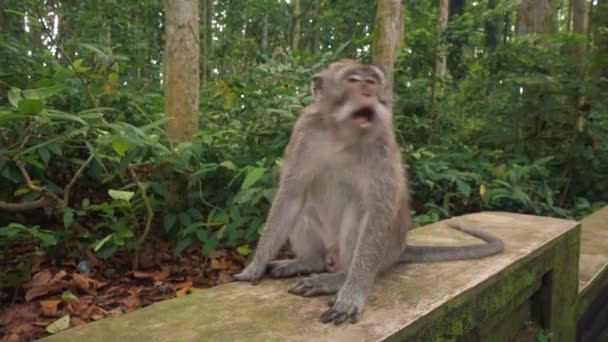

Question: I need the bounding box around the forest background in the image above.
[0,0,607,339]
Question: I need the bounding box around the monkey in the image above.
[234,59,504,325]
[324,244,339,273]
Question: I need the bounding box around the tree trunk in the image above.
[434,0,449,79]
[430,0,449,116]
[371,0,405,107]
[201,0,209,85]
[516,0,558,34]
[163,0,200,142]
[308,1,319,53]
[503,12,511,44]
[291,0,301,51]
[448,0,465,80]
[485,0,498,52]
[262,13,268,53]
[572,0,586,44]
[592,0,607,82]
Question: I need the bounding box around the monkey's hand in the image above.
[233,260,268,285]
[320,290,364,325]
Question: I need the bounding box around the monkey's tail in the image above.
[399,222,504,263]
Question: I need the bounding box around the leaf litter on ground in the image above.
[0,242,262,342]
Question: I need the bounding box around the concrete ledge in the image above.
[576,206,608,342]
[39,212,581,342]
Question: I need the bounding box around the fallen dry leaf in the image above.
[61,260,77,267]
[208,249,227,259]
[210,258,230,270]
[174,280,193,290]
[49,270,68,284]
[217,271,233,284]
[25,282,66,302]
[22,270,52,289]
[175,286,201,298]
[32,320,52,327]
[132,265,171,281]
[71,273,96,295]
[85,250,101,267]
[122,293,141,309]
[39,300,62,316]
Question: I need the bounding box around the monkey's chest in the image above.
[308,167,367,226]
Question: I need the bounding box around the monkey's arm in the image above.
[234,134,311,284]
[400,222,504,263]
[321,178,400,324]
[234,185,304,283]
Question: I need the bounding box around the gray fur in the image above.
[234,60,504,325]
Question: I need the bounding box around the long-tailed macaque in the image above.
[234,59,504,325]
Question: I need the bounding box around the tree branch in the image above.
[15,160,63,204]
[129,166,154,270]
[2,153,95,212]
[63,154,95,205]
[0,197,56,212]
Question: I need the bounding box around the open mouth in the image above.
[351,107,375,128]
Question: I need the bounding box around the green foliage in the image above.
[0,0,606,271]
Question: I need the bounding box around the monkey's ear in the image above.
[311,72,325,98]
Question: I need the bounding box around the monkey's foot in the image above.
[288,273,345,297]
[233,261,268,284]
[268,258,325,279]
[320,292,363,325]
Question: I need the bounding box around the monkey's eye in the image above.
[347,74,363,83]
[365,77,377,85]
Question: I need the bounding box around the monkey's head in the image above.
[312,60,391,140]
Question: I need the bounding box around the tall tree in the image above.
[163,0,200,142]
[434,0,449,79]
[593,0,608,80]
[485,0,499,52]
[429,0,449,116]
[291,0,302,51]
[516,0,558,34]
[447,0,466,80]
[371,0,405,107]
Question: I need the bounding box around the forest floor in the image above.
[0,242,282,342]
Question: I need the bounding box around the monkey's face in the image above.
[314,63,391,140]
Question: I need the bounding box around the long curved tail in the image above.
[400,222,504,263]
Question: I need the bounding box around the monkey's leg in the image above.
[288,273,346,297]
[268,215,327,278]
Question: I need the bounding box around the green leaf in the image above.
[236,245,252,256]
[47,142,63,156]
[201,235,219,255]
[22,85,64,99]
[455,180,471,197]
[8,88,22,108]
[174,237,193,257]
[164,214,177,232]
[220,160,237,171]
[108,189,134,202]
[38,148,51,165]
[46,315,70,334]
[94,234,113,252]
[63,210,75,229]
[241,167,266,190]
[31,229,57,247]
[178,212,192,226]
[61,290,78,300]
[111,139,129,157]
[18,99,44,114]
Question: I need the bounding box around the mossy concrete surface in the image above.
[576,206,608,342]
[39,212,580,342]
[578,206,608,303]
